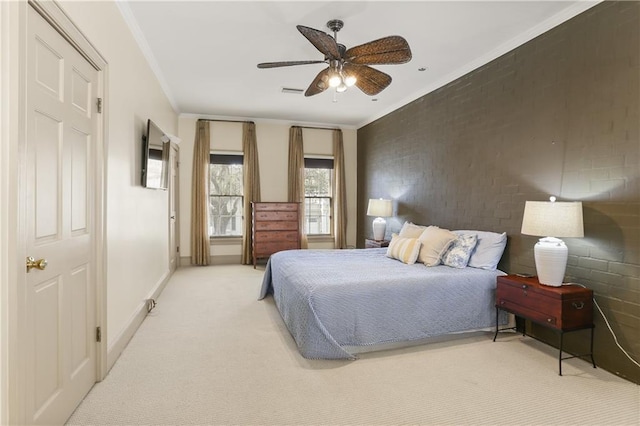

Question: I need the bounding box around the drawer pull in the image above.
[522,285,527,289]
[572,301,585,310]
[547,318,552,322]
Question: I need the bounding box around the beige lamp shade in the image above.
[521,201,584,238]
[366,199,393,218]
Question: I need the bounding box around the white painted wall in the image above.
[56,1,178,360]
[178,115,358,261]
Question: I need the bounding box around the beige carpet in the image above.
[68,265,639,425]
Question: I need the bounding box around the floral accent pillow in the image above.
[442,234,479,268]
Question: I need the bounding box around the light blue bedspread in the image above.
[259,249,506,359]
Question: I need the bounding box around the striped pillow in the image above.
[386,234,422,264]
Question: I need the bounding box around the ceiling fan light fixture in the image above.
[258,19,411,98]
[344,74,357,87]
[328,73,342,88]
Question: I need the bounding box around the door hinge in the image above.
[177,245,180,253]
[97,98,103,113]
[96,326,102,342]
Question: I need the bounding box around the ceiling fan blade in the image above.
[345,36,412,65]
[257,60,326,69]
[343,63,391,96]
[297,25,341,60]
[305,67,330,97]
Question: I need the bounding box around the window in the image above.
[209,153,243,237]
[304,157,333,235]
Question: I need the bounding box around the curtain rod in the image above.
[196,120,338,130]
[292,125,340,131]
[197,118,254,124]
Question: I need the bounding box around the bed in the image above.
[259,245,508,360]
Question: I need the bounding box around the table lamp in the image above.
[367,198,393,241]
[521,196,584,286]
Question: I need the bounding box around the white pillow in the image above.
[454,230,507,271]
[398,221,426,239]
[386,234,422,265]
[418,226,457,266]
[442,234,478,268]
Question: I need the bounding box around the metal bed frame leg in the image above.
[493,307,499,342]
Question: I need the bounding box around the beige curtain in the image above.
[191,121,211,265]
[241,122,261,265]
[288,126,308,249]
[333,129,347,248]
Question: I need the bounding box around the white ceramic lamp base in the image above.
[534,237,568,287]
[372,217,387,241]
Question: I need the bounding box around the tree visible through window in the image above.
[304,157,333,235]
[209,154,243,237]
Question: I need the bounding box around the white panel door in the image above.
[23,6,98,424]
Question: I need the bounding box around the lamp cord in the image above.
[567,283,640,369]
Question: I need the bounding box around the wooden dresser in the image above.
[251,202,301,268]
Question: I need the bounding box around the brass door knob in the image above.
[26,256,47,272]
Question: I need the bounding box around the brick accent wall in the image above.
[357,1,639,383]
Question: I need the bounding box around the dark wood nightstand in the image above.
[493,275,596,375]
[365,238,390,248]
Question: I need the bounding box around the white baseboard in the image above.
[105,269,172,373]
[179,255,241,266]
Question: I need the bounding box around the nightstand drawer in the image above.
[497,299,557,326]
[496,282,560,322]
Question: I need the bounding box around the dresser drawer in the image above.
[254,211,299,221]
[254,230,299,243]
[254,241,299,257]
[254,220,299,231]
[254,203,298,212]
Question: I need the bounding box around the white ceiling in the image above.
[119,1,600,128]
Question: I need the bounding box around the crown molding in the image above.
[115,0,179,113]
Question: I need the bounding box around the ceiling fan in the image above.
[257,19,412,97]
